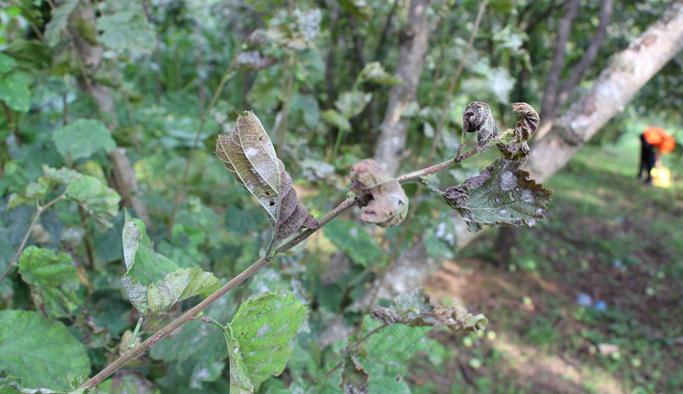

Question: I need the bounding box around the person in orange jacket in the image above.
[638,126,675,184]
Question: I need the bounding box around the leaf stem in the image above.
[79,196,359,390]
[193,316,226,331]
[128,315,144,348]
[0,192,67,284]
[353,322,388,348]
[79,152,469,389]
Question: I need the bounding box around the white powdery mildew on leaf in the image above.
[500,171,517,192]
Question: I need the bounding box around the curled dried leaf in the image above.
[216,111,317,253]
[497,102,539,163]
[375,288,488,334]
[370,307,401,326]
[463,101,498,153]
[350,159,408,228]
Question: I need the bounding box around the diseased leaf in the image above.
[496,102,540,164]
[8,166,120,230]
[369,307,400,326]
[350,159,408,228]
[324,220,382,267]
[372,288,488,333]
[462,101,498,153]
[216,111,317,253]
[230,289,306,390]
[44,0,80,46]
[340,353,369,394]
[52,119,116,161]
[0,72,31,113]
[0,311,90,391]
[442,158,552,232]
[222,326,255,394]
[121,211,220,317]
[17,246,82,319]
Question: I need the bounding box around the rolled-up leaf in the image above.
[216,111,317,252]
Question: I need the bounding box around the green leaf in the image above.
[359,62,403,86]
[121,211,220,317]
[362,315,431,375]
[0,311,90,391]
[150,296,235,389]
[17,246,82,319]
[335,91,372,119]
[0,72,30,113]
[216,111,317,252]
[0,52,16,73]
[222,326,255,394]
[442,158,552,232]
[44,0,80,46]
[322,109,351,131]
[98,372,158,394]
[230,289,306,390]
[0,376,96,394]
[97,8,155,58]
[52,119,116,161]
[323,220,382,267]
[350,159,409,227]
[8,166,120,230]
[66,176,120,230]
[336,0,374,21]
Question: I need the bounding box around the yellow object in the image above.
[651,166,671,188]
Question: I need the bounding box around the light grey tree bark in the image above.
[373,0,431,176]
[70,0,151,225]
[528,0,683,183]
[354,0,683,310]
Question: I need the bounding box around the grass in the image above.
[414,140,683,393]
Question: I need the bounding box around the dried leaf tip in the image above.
[350,159,409,228]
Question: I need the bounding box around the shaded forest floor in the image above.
[414,143,683,393]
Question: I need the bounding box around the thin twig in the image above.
[79,150,470,389]
[367,4,487,310]
[166,58,238,237]
[0,192,67,284]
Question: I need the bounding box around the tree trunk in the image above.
[538,0,581,134]
[373,0,431,176]
[353,0,683,310]
[70,0,151,225]
[556,0,614,110]
[528,0,683,183]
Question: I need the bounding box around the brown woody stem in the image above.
[79,150,471,389]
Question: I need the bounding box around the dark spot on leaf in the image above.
[269,201,275,206]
